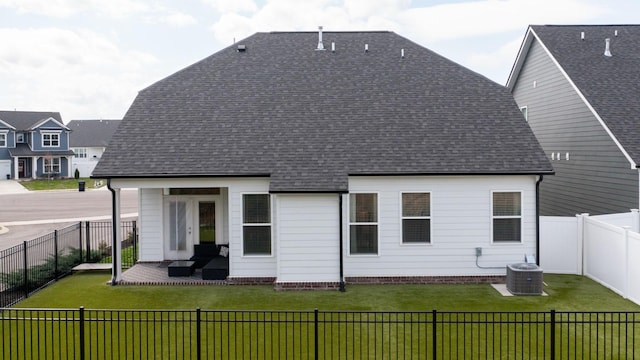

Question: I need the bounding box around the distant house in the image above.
[68,119,120,177]
[94,30,553,288]
[508,25,640,216]
[0,111,75,180]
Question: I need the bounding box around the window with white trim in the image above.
[16,133,24,143]
[0,132,6,147]
[44,157,61,174]
[242,194,271,255]
[74,148,87,158]
[42,133,59,147]
[492,192,522,242]
[402,192,430,243]
[349,193,378,254]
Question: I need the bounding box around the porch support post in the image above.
[31,156,37,179]
[12,157,18,179]
[107,179,122,284]
[67,155,72,178]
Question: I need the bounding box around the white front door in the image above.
[165,199,194,260]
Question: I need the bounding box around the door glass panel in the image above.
[199,202,216,243]
[169,201,187,251]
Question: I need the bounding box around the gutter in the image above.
[338,194,345,292]
[536,175,544,266]
[107,178,119,286]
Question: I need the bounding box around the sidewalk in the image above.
[0,180,29,195]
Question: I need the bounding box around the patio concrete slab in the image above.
[119,262,227,285]
[491,283,548,296]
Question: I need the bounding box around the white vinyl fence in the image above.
[540,210,640,305]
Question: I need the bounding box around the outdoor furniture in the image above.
[202,257,229,280]
[168,260,196,277]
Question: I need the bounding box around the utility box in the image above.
[506,263,543,295]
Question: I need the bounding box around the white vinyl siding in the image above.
[276,194,340,282]
[138,188,164,261]
[345,175,537,277]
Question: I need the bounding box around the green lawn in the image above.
[18,177,105,191]
[14,273,640,311]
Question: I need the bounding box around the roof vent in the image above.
[316,26,325,51]
[401,48,405,58]
[615,30,618,37]
[364,44,369,53]
[237,44,246,52]
[331,42,335,52]
[581,31,585,40]
[604,38,612,57]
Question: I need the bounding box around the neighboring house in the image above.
[93,30,553,288]
[508,25,640,216]
[68,119,120,177]
[0,111,75,180]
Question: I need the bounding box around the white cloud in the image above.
[202,0,259,14]
[0,0,150,18]
[0,28,158,120]
[465,36,525,84]
[157,12,198,27]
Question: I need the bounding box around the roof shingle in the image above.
[93,31,552,191]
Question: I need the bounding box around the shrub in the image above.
[74,168,80,179]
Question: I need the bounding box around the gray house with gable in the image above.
[94,30,553,288]
[0,110,75,180]
[508,25,640,216]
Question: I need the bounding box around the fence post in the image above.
[22,241,28,298]
[196,308,201,360]
[85,221,91,263]
[54,230,59,278]
[623,226,630,299]
[432,309,437,360]
[550,309,556,360]
[132,220,137,265]
[78,222,84,263]
[314,308,319,360]
[79,306,85,360]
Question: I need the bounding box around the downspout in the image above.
[536,175,544,267]
[338,194,345,292]
[107,178,119,286]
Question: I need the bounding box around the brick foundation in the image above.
[345,275,505,285]
[274,282,342,291]
[226,277,276,286]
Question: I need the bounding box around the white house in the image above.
[94,30,553,289]
[68,119,120,177]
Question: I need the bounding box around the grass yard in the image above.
[14,273,640,311]
[18,177,105,191]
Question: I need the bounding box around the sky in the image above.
[0,0,638,122]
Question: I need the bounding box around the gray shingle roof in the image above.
[67,120,121,147]
[93,31,552,192]
[8,143,75,157]
[0,111,64,130]
[528,25,640,165]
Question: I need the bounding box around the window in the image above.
[520,106,528,121]
[349,193,378,254]
[16,133,24,143]
[0,133,5,147]
[74,148,87,158]
[242,194,271,255]
[492,192,521,242]
[402,192,430,243]
[44,157,61,174]
[42,133,60,147]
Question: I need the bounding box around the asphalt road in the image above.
[0,189,138,250]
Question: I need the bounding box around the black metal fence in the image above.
[0,221,137,307]
[0,308,638,359]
